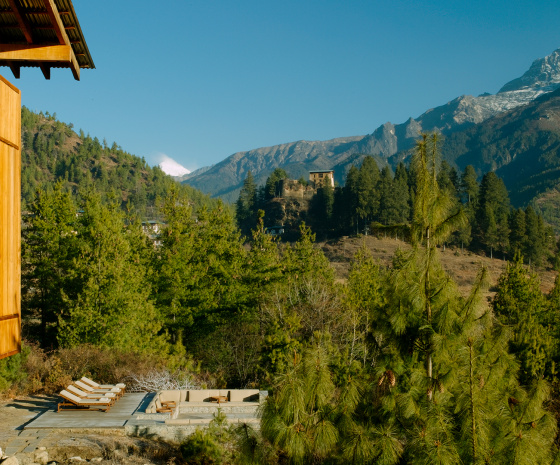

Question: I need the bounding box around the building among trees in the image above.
[309,169,335,187]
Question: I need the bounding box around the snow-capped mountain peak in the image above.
[499,48,560,93]
[158,156,190,177]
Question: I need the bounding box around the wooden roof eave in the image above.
[43,0,78,79]
[60,0,94,70]
[6,0,33,43]
[0,0,93,80]
[0,43,78,78]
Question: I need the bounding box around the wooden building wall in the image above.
[0,74,21,360]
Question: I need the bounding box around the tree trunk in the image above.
[469,340,477,462]
[426,226,433,400]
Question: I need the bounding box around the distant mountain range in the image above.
[440,86,560,230]
[184,47,560,208]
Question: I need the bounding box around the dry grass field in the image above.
[319,235,558,302]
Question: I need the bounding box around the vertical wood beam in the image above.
[40,63,50,79]
[0,74,21,360]
[8,62,20,79]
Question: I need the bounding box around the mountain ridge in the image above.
[499,48,560,93]
[184,47,560,203]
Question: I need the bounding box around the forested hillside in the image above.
[20,107,215,216]
[438,87,560,229]
[4,133,560,463]
[185,48,560,210]
[239,140,558,269]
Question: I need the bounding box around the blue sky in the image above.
[12,0,560,171]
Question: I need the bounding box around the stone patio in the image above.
[24,393,154,430]
[18,391,263,443]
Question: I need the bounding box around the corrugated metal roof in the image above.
[0,0,93,78]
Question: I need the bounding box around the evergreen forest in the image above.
[3,114,560,463]
[237,137,559,269]
[20,107,216,216]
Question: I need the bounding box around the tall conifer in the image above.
[236,171,258,237]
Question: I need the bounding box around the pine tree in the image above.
[154,186,198,335]
[374,134,466,418]
[57,191,164,352]
[524,206,546,267]
[186,202,251,382]
[365,200,465,465]
[393,162,411,224]
[355,135,556,465]
[22,182,78,347]
[377,166,395,225]
[236,171,258,237]
[261,334,341,464]
[244,210,285,326]
[331,186,348,235]
[340,165,360,235]
[264,168,288,201]
[475,172,510,255]
[309,177,334,235]
[461,165,479,206]
[345,244,386,367]
[493,254,554,383]
[259,223,339,382]
[509,208,527,256]
[438,160,459,199]
[356,156,380,232]
[481,204,499,258]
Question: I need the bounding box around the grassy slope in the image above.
[320,235,557,300]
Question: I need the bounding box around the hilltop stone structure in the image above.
[280,169,334,201]
[280,179,316,200]
[309,170,335,187]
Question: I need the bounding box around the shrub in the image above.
[0,341,201,396]
[0,344,30,396]
[180,429,224,465]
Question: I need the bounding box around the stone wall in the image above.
[281,179,316,200]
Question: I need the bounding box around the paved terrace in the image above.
[24,393,156,430]
[19,392,261,443]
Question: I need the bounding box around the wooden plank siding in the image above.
[0,73,21,360]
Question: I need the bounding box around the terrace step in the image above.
[177,402,259,415]
[166,412,259,426]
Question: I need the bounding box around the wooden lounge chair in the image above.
[81,376,126,391]
[75,380,123,399]
[67,385,117,404]
[58,389,112,412]
[155,399,174,413]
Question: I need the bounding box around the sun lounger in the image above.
[75,380,123,398]
[81,376,126,390]
[58,389,112,412]
[67,385,117,404]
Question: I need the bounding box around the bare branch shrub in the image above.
[263,276,349,342]
[8,342,200,395]
[124,369,199,392]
